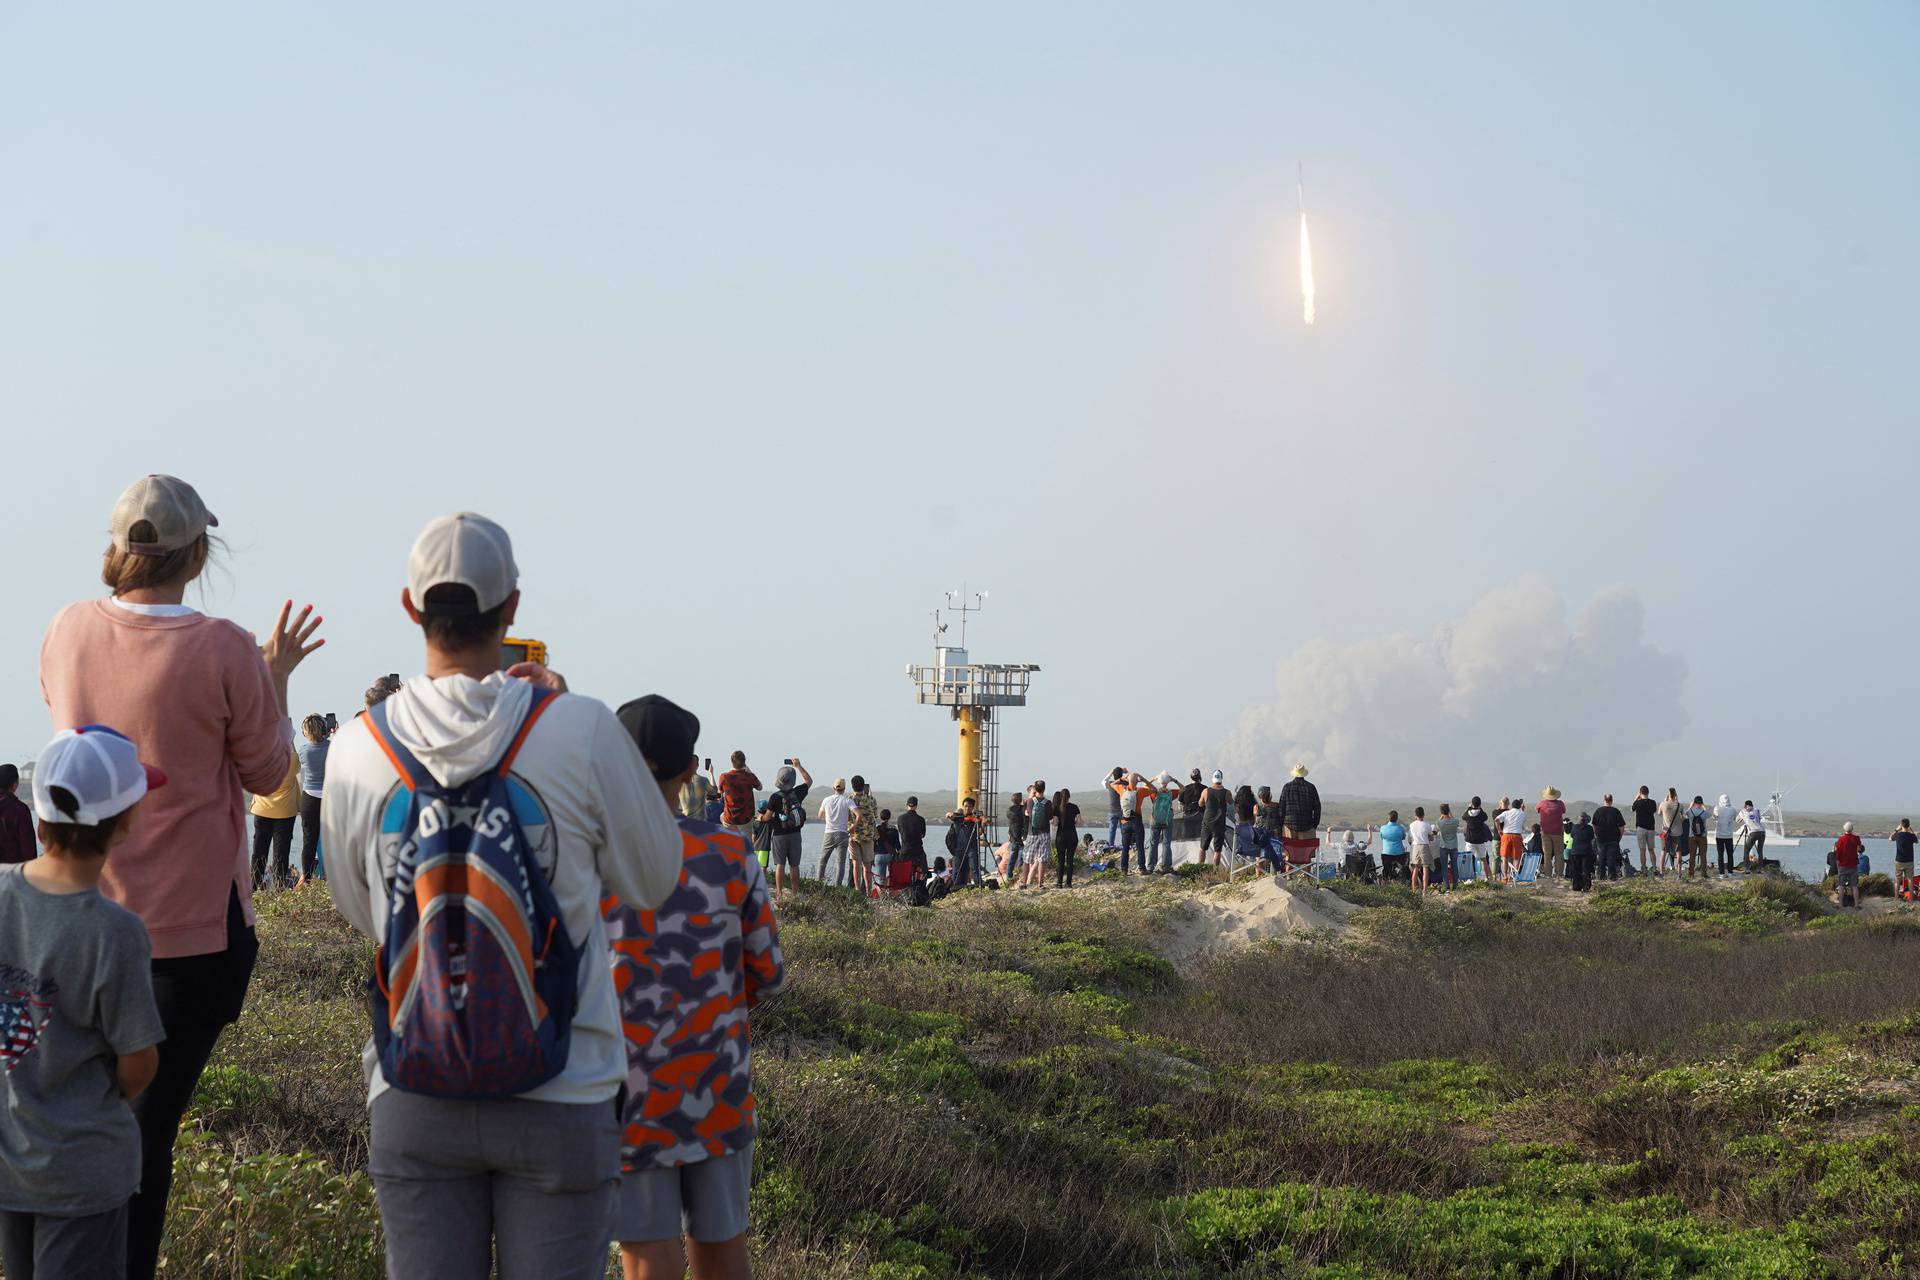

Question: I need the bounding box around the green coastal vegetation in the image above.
[114,873,1920,1279]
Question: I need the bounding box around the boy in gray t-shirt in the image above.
[0,726,166,1279]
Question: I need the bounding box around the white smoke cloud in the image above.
[1210,576,1686,795]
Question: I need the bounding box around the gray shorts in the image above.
[609,1145,753,1245]
[369,1090,620,1280]
[770,831,803,871]
[0,1203,127,1280]
[1023,834,1050,867]
[852,838,875,868]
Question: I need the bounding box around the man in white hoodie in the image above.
[322,513,682,1280]
[1713,795,1739,876]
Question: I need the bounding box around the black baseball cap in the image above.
[615,695,700,781]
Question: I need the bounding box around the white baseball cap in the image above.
[33,726,167,826]
[110,474,218,556]
[407,513,518,616]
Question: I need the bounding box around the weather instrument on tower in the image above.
[905,588,1038,844]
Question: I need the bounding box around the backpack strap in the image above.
[364,700,430,792]
[362,687,559,791]
[497,688,559,777]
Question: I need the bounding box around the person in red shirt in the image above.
[1535,786,1567,879]
[1832,822,1864,908]
[716,751,761,833]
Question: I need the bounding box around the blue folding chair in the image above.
[1231,822,1267,879]
[1513,852,1541,884]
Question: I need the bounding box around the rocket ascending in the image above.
[1297,163,1316,326]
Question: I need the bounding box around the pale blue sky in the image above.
[3,4,1914,809]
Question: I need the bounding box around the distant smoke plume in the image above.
[1211,576,1686,794]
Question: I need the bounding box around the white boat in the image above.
[1759,792,1800,847]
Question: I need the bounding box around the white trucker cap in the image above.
[407,513,518,616]
[33,726,168,826]
[110,474,219,556]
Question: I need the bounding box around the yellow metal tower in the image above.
[906,590,1037,842]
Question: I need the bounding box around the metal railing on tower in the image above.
[905,590,1038,863]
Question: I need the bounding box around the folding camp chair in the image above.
[1512,852,1541,885]
[1339,846,1378,884]
[871,856,916,901]
[1279,836,1321,883]
[1230,823,1266,879]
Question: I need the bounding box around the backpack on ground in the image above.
[362,690,577,1099]
[906,879,932,908]
[929,876,951,900]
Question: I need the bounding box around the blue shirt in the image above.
[296,737,329,794]
[1379,822,1407,856]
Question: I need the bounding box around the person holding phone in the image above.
[294,714,330,886]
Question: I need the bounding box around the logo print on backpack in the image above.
[364,690,578,1098]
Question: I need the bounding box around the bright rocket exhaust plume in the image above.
[1298,164,1315,325]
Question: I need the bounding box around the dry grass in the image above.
[94,874,1920,1280]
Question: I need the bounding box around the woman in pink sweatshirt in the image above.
[38,474,323,1280]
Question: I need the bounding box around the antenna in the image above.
[944,583,986,649]
[907,590,1039,878]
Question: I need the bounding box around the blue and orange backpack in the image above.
[361,689,577,1097]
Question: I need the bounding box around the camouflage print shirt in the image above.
[850,790,878,843]
[602,818,786,1170]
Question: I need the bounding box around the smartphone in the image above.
[703,757,713,772]
[325,712,339,733]
[784,757,794,765]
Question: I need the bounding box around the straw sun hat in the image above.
[1541,786,1561,800]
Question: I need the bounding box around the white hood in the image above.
[384,672,534,787]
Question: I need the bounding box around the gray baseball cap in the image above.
[407,513,518,615]
[110,474,218,556]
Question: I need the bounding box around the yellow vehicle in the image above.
[499,637,549,670]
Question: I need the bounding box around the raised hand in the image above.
[505,662,569,694]
[263,601,325,682]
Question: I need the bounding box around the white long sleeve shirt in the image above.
[323,672,682,1107]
